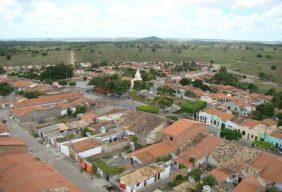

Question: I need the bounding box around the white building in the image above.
[119,163,171,192]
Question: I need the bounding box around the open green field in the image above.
[0,41,281,84]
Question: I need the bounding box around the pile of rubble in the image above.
[210,141,261,175]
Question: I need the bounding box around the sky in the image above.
[0,0,281,41]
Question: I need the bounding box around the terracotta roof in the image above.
[129,141,176,163]
[203,108,234,121]
[163,119,205,137]
[0,137,26,146]
[261,119,277,126]
[233,177,260,192]
[209,168,231,183]
[14,92,83,108]
[11,106,48,117]
[56,97,90,110]
[0,123,9,133]
[71,138,100,153]
[116,110,165,137]
[11,80,33,88]
[81,112,99,122]
[175,135,224,167]
[0,153,81,192]
[120,163,164,186]
[252,152,282,184]
[270,131,282,139]
[240,119,261,128]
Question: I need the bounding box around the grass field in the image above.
[0,42,281,84]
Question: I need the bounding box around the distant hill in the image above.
[135,36,165,43]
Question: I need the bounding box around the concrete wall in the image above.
[102,139,129,153]
[77,146,102,160]
[16,108,60,122]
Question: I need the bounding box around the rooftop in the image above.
[71,138,101,153]
[0,137,26,146]
[209,168,231,183]
[116,110,165,137]
[252,152,282,184]
[129,141,176,163]
[0,153,80,192]
[119,163,164,186]
[233,177,260,192]
[203,108,234,121]
[270,131,282,139]
[163,119,205,137]
[0,123,9,133]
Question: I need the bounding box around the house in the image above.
[0,137,27,154]
[0,152,81,192]
[0,123,10,137]
[38,123,68,145]
[162,119,207,148]
[175,135,224,171]
[236,119,277,141]
[209,168,233,184]
[69,138,102,161]
[13,92,84,108]
[252,152,282,185]
[197,108,235,129]
[129,141,176,166]
[81,111,99,123]
[262,131,282,149]
[11,80,34,91]
[57,97,94,115]
[11,106,61,122]
[117,110,167,146]
[118,163,170,192]
[0,95,26,108]
[233,177,264,192]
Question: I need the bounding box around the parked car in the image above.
[37,118,45,124]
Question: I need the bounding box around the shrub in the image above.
[68,81,76,86]
[252,140,276,151]
[188,168,204,182]
[271,65,277,70]
[0,83,13,96]
[166,115,178,121]
[154,96,174,108]
[136,105,159,114]
[203,175,218,187]
[181,100,207,114]
[220,128,242,140]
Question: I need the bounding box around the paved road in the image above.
[1,110,108,192]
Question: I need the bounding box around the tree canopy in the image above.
[255,103,275,120]
[39,63,73,81]
[0,83,13,96]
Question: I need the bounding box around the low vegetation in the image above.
[136,104,159,114]
[220,128,242,140]
[181,100,207,114]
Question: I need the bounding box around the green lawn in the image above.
[1,42,281,84]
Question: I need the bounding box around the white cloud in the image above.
[0,0,281,40]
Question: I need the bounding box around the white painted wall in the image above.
[59,143,70,156]
[78,146,102,159]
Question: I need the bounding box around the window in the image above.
[251,135,253,138]
[242,131,245,135]
[136,183,140,187]
[170,136,173,141]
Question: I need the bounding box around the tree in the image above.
[252,140,276,151]
[68,81,76,87]
[0,66,5,74]
[188,168,204,182]
[179,77,192,86]
[220,128,242,140]
[255,103,275,120]
[153,96,174,108]
[203,175,218,187]
[82,128,91,137]
[66,108,73,116]
[40,63,73,81]
[277,112,282,126]
[272,92,282,109]
[18,91,42,99]
[0,83,13,96]
[265,88,276,96]
[6,55,11,60]
[185,90,196,98]
[256,53,262,58]
[157,86,176,96]
[181,100,207,114]
[271,65,277,70]
[58,80,68,86]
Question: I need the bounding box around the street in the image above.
[1,109,108,192]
